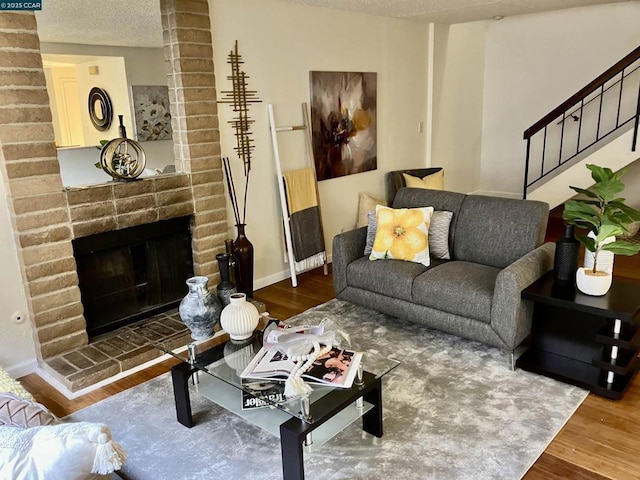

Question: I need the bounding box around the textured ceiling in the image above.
[279,0,632,23]
[35,0,631,48]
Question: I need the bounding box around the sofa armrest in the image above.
[332,227,367,296]
[491,242,555,350]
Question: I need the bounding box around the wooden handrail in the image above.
[523,45,640,140]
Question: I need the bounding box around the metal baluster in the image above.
[576,99,584,154]
[541,127,547,180]
[616,69,625,128]
[596,84,604,140]
[558,112,566,166]
[523,137,531,199]
[632,80,640,152]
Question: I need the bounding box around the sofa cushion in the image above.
[347,256,446,302]
[412,261,501,323]
[453,195,548,269]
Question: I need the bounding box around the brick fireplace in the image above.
[0,1,228,392]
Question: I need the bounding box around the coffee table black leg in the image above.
[362,376,383,437]
[171,362,194,428]
[280,422,305,480]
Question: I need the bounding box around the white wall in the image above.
[210,0,429,287]
[480,2,640,197]
[77,56,131,147]
[432,22,487,194]
[56,140,174,187]
[0,163,37,375]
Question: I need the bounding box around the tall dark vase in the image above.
[232,224,254,298]
[216,253,237,307]
[554,224,579,285]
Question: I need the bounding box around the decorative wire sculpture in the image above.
[218,41,261,225]
[99,138,146,180]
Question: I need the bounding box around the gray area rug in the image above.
[69,299,587,480]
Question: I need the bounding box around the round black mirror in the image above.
[88,87,113,131]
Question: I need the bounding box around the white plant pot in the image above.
[576,267,613,296]
[220,293,260,341]
[583,233,615,274]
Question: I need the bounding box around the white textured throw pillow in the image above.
[0,421,127,480]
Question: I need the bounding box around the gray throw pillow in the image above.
[429,210,453,259]
[364,210,453,259]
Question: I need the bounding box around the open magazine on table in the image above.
[240,344,363,389]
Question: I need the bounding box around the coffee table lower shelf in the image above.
[195,373,374,448]
[516,347,636,400]
[170,360,384,480]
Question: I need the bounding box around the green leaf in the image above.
[575,233,596,252]
[587,164,610,183]
[601,241,640,256]
[590,179,625,201]
[569,186,599,199]
[596,222,624,243]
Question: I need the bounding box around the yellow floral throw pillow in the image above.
[369,205,434,266]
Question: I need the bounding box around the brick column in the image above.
[161,0,228,280]
[0,12,87,360]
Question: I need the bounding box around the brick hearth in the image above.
[0,1,229,392]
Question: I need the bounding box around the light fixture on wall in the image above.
[492,15,504,20]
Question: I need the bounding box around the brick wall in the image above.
[0,1,227,368]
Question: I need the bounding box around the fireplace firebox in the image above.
[73,216,194,338]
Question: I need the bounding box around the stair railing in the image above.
[523,46,640,198]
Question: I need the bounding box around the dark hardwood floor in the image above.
[20,210,640,479]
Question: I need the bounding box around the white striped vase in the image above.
[220,293,260,341]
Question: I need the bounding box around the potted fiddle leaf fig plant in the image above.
[563,164,640,295]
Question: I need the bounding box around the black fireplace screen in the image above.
[73,216,194,338]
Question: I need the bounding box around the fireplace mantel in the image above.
[0,1,229,392]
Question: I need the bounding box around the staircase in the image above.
[524,46,640,208]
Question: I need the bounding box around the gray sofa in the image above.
[333,188,555,358]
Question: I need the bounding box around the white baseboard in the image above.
[470,189,522,199]
[253,256,333,291]
[5,359,38,379]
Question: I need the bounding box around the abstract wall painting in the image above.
[130,85,172,141]
[309,71,377,181]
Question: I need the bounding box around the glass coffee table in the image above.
[154,328,400,480]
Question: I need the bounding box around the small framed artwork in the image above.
[130,85,172,141]
[309,71,377,181]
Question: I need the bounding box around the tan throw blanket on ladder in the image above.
[282,168,325,263]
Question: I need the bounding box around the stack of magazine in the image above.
[239,328,362,410]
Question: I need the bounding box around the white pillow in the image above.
[357,192,386,228]
[0,422,126,480]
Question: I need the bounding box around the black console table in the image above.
[516,272,640,400]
